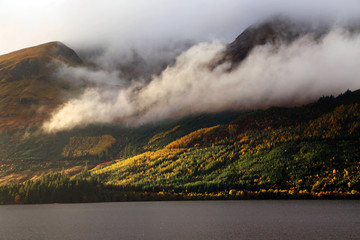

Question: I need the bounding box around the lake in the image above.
[0,200,359,240]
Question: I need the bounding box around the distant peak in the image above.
[214,15,331,69]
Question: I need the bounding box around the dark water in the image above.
[0,200,359,240]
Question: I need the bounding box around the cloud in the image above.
[56,64,124,87]
[2,0,360,132]
[1,0,360,56]
[42,28,360,132]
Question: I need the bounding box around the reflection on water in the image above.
[0,200,359,240]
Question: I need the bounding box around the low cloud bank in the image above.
[43,28,360,132]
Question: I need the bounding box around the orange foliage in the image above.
[165,126,220,149]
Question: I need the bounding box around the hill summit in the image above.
[214,16,330,69]
[0,41,82,130]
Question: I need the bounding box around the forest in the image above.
[0,90,360,203]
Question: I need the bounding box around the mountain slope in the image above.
[90,90,360,196]
[0,42,82,130]
[0,17,360,202]
[1,89,359,204]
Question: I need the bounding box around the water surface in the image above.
[0,200,359,240]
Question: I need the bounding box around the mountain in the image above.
[213,16,329,69]
[1,89,359,203]
[0,17,359,203]
[0,41,82,131]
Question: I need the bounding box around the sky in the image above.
[1,0,360,55]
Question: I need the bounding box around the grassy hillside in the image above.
[0,42,82,131]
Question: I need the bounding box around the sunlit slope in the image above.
[0,42,82,130]
[0,110,240,185]
[93,91,360,193]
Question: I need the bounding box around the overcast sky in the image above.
[1,0,360,55]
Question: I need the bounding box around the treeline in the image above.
[1,171,359,204]
[0,169,157,204]
[0,168,100,204]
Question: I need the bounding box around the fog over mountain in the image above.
[1,0,360,132]
[43,19,360,132]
